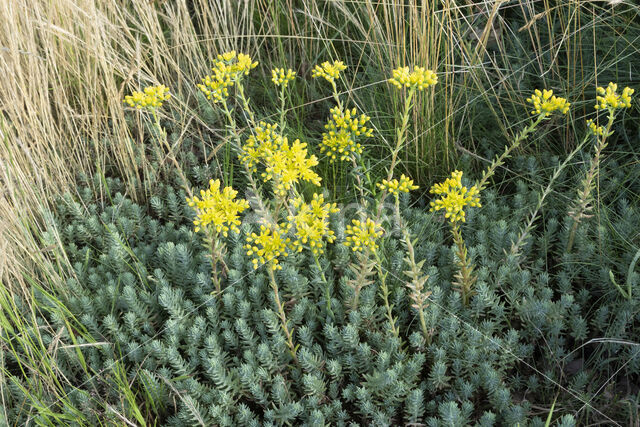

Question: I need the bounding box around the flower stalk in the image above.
[267,266,298,363]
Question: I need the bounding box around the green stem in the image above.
[313,253,334,319]
[394,197,432,344]
[566,110,616,253]
[376,88,415,220]
[278,86,287,131]
[331,80,343,110]
[151,110,192,197]
[388,88,415,182]
[373,251,400,339]
[235,81,257,128]
[267,267,298,363]
[219,99,269,216]
[476,113,545,193]
[350,155,366,207]
[209,230,222,296]
[451,221,476,306]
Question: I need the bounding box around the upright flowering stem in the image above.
[430,171,481,306]
[450,222,476,306]
[391,193,432,344]
[389,88,415,182]
[379,66,437,218]
[313,61,375,202]
[566,83,633,253]
[236,82,257,128]
[150,110,193,197]
[267,266,298,363]
[373,251,400,339]
[219,99,270,217]
[344,218,399,337]
[375,88,415,220]
[186,179,249,295]
[475,113,544,193]
[477,88,571,193]
[205,231,225,295]
[124,85,192,197]
[313,252,334,319]
[278,86,287,130]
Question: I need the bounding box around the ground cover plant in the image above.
[2,48,640,425]
[2,1,640,426]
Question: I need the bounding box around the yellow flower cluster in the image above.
[239,122,321,196]
[245,223,292,270]
[186,179,250,235]
[272,68,296,88]
[377,174,419,196]
[124,85,171,110]
[261,138,322,197]
[320,106,373,162]
[240,122,284,172]
[388,66,438,91]
[594,82,634,111]
[312,60,347,84]
[289,193,339,255]
[429,170,481,224]
[586,119,604,137]
[198,51,258,103]
[526,89,570,117]
[344,218,383,253]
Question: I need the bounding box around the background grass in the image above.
[1,0,639,423]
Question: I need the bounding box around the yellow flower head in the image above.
[320,106,373,162]
[388,66,438,91]
[377,174,419,196]
[186,179,250,236]
[288,193,339,256]
[197,51,258,103]
[198,69,233,103]
[235,53,259,75]
[312,60,347,84]
[272,68,296,88]
[124,85,171,110]
[261,138,322,197]
[429,170,481,224]
[586,119,604,137]
[594,82,634,111]
[526,89,570,117]
[244,223,292,270]
[239,122,284,172]
[344,218,383,253]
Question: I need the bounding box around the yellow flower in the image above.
[235,53,259,76]
[197,51,258,103]
[320,106,373,162]
[594,82,634,111]
[429,170,481,224]
[186,179,250,236]
[261,138,322,197]
[239,122,284,172]
[288,193,339,255]
[244,223,292,270]
[377,174,419,196]
[586,119,604,137]
[124,85,171,110]
[272,68,296,88]
[388,66,438,91]
[312,60,347,84]
[526,89,570,117]
[344,218,383,253]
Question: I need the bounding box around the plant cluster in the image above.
[2,52,638,426]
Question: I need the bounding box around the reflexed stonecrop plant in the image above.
[6,50,639,426]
